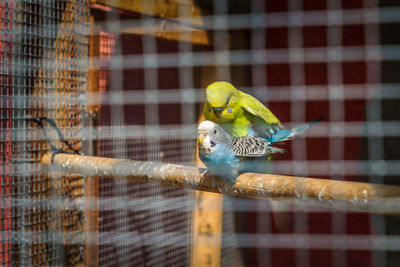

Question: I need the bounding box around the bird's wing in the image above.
[239,91,281,125]
[230,136,284,157]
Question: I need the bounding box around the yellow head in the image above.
[205,81,241,123]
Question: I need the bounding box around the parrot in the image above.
[197,120,285,183]
[204,81,324,143]
[202,81,324,231]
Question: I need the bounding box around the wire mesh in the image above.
[2,0,400,266]
[94,27,195,267]
[89,0,400,266]
[0,0,89,265]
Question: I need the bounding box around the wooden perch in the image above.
[41,153,400,215]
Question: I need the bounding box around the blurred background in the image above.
[1,0,400,266]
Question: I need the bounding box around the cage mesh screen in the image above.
[0,0,89,266]
[95,30,195,266]
[89,0,400,267]
[2,0,400,266]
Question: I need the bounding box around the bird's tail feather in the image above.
[271,115,325,143]
[289,115,325,138]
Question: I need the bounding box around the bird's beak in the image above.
[198,136,204,145]
[213,107,223,116]
[198,129,207,145]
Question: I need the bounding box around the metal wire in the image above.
[89,0,400,266]
[2,0,400,266]
[0,0,89,265]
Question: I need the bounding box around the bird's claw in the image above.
[199,169,208,183]
[200,169,208,178]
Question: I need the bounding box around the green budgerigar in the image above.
[204,81,283,139]
[204,81,323,143]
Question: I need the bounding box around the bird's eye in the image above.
[227,108,232,113]
[213,130,217,134]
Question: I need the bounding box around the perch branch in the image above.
[41,153,400,215]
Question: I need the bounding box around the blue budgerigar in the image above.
[198,120,284,183]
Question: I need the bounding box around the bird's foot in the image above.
[199,169,208,184]
[200,169,208,179]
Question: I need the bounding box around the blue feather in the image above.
[199,143,273,183]
[267,116,325,144]
[199,144,240,183]
[268,129,291,143]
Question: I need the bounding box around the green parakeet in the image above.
[204,81,324,143]
[204,81,283,139]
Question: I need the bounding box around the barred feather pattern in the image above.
[227,136,272,157]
